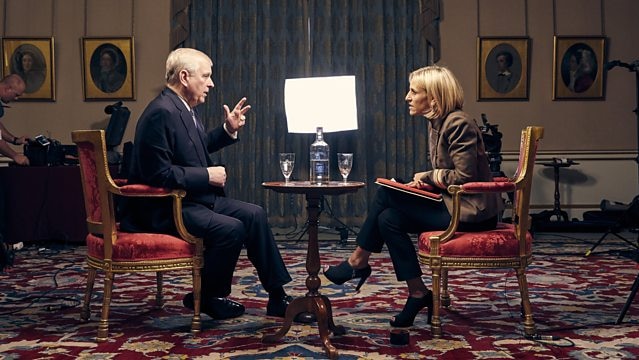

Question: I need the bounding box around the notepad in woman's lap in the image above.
[374,178,442,201]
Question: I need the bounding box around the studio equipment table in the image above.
[261,180,365,360]
[0,165,87,245]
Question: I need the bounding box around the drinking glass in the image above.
[279,153,295,184]
[337,153,353,183]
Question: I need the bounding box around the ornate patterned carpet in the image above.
[0,232,638,359]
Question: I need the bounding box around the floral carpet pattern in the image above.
[1,233,638,359]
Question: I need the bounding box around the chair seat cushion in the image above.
[419,223,532,257]
[87,232,194,261]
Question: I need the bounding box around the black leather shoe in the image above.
[183,292,245,320]
[266,295,293,317]
[266,295,317,323]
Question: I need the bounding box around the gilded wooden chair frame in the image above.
[418,126,544,338]
[72,130,204,342]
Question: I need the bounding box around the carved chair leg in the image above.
[441,269,451,308]
[156,272,164,307]
[516,268,536,337]
[431,267,443,338]
[191,267,202,334]
[97,271,114,342]
[81,267,97,321]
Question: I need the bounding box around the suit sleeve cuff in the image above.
[223,123,238,139]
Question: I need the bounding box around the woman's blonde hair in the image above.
[409,65,464,119]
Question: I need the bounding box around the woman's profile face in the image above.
[405,78,431,117]
[21,53,34,72]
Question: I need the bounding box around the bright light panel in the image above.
[284,75,358,133]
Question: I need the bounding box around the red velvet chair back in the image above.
[74,130,119,258]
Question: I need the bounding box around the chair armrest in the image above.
[118,184,176,196]
[459,181,516,194]
[429,180,515,246]
[492,176,511,182]
[113,178,128,186]
[109,182,200,244]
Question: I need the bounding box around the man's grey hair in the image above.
[165,48,212,84]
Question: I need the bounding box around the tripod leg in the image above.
[616,271,639,324]
[296,205,323,242]
[585,231,610,256]
[296,222,309,242]
[613,233,639,252]
[320,196,359,239]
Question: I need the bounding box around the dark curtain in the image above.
[186,0,431,229]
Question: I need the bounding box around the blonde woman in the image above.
[324,65,501,328]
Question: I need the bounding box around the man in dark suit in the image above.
[121,48,293,320]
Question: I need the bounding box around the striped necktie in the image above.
[190,109,204,132]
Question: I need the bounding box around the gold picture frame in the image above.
[553,36,606,100]
[81,37,135,101]
[2,37,55,101]
[477,37,530,101]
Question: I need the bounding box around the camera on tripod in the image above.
[479,114,503,177]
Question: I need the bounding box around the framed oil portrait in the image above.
[81,37,135,101]
[553,36,606,100]
[477,37,529,101]
[2,37,55,101]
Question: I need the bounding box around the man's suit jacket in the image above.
[121,87,237,233]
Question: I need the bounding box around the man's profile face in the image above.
[184,57,214,107]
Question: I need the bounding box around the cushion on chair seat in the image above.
[419,223,532,257]
[87,232,194,261]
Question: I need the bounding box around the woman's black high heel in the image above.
[323,260,372,291]
[390,291,433,327]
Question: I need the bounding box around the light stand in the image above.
[605,60,639,188]
[284,75,359,244]
[603,60,639,316]
[293,197,359,244]
[321,197,359,242]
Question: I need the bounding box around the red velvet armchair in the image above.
[72,130,204,342]
[418,126,544,338]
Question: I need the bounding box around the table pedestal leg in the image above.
[262,193,344,359]
[263,295,345,358]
